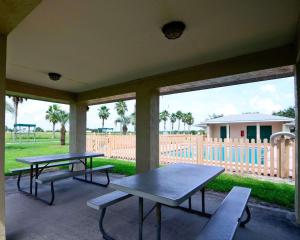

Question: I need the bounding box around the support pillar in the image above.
[69,102,87,171]
[136,88,159,173]
[0,34,6,239]
[206,125,211,138]
[295,60,300,224]
[226,124,230,140]
[256,123,260,142]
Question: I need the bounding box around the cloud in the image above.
[259,84,277,93]
[215,104,238,115]
[249,95,282,113]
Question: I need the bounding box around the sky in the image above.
[5,77,295,131]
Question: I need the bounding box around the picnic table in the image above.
[109,163,225,240]
[15,152,109,204]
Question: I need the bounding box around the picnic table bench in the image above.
[10,160,81,191]
[14,152,113,205]
[87,186,251,240]
[87,164,250,240]
[36,165,114,205]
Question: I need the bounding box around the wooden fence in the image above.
[86,133,295,179]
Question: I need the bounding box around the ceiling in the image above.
[6,0,300,93]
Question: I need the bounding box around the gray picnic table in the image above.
[16,152,105,203]
[110,163,224,240]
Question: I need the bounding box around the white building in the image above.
[196,113,294,141]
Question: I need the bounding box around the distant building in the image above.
[195,113,294,141]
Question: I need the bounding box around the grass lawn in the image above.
[5,142,69,174]
[5,142,295,209]
[5,132,69,144]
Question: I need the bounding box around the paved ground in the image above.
[5,173,300,240]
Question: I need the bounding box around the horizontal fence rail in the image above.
[86,134,295,179]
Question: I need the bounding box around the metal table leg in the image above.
[84,158,87,181]
[156,203,161,240]
[34,164,39,197]
[90,157,93,182]
[139,197,143,240]
[30,165,33,194]
[201,188,205,213]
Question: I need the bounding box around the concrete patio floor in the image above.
[5,173,300,240]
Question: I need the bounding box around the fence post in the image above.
[278,136,285,178]
[285,139,291,178]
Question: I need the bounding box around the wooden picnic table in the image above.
[110,163,224,240]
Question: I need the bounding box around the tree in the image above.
[130,112,136,132]
[35,127,44,132]
[186,112,194,131]
[5,102,14,114]
[115,101,128,132]
[115,100,128,117]
[273,107,295,118]
[160,110,170,131]
[98,105,110,128]
[9,96,27,140]
[57,110,69,145]
[115,116,131,134]
[176,111,183,131]
[46,104,61,139]
[181,113,188,131]
[170,113,177,131]
[208,113,224,119]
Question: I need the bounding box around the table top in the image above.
[110,164,224,206]
[16,152,104,165]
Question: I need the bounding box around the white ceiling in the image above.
[6,0,300,92]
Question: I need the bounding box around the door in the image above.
[247,126,256,141]
[220,126,227,140]
[260,126,272,142]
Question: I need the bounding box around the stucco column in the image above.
[136,88,159,173]
[256,123,260,142]
[69,102,87,171]
[295,60,300,224]
[0,34,6,239]
[226,124,230,139]
[206,125,211,138]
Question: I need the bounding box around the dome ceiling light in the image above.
[48,72,62,81]
[162,21,186,40]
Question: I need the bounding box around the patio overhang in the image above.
[0,1,300,238]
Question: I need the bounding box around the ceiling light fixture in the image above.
[48,72,61,81]
[162,21,186,40]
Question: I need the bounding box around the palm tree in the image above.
[176,111,183,131]
[160,110,170,131]
[130,112,136,132]
[115,101,127,117]
[170,113,177,132]
[186,112,194,132]
[5,102,14,114]
[57,110,69,145]
[45,104,61,139]
[182,113,188,132]
[98,105,110,128]
[115,115,131,134]
[115,101,128,132]
[9,96,27,140]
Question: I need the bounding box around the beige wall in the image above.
[209,122,286,140]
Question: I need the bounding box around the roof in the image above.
[6,1,299,93]
[14,123,36,127]
[197,114,294,125]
